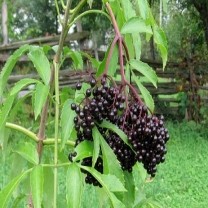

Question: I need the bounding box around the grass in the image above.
[145,121,208,208]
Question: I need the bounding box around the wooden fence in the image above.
[0,33,208,119]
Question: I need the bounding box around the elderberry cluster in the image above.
[68,76,169,185]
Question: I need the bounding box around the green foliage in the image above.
[0,0,169,207]
[66,163,83,208]
[30,166,44,208]
[60,99,76,149]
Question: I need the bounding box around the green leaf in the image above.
[80,166,125,208]
[108,45,119,77]
[10,78,39,96]
[153,26,168,69]
[99,120,129,146]
[92,127,100,167]
[123,171,135,207]
[42,167,54,208]
[60,99,76,149]
[132,72,155,113]
[121,17,152,34]
[14,142,39,165]
[101,175,127,192]
[0,169,31,208]
[0,44,30,97]
[28,46,51,85]
[93,126,124,184]
[30,166,44,208]
[0,95,15,129]
[66,163,83,208]
[121,0,135,19]
[64,47,83,70]
[136,0,149,20]
[73,140,93,162]
[87,0,93,8]
[34,82,49,120]
[130,59,158,88]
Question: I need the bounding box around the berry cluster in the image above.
[68,76,169,185]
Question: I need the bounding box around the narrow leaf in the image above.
[80,166,125,208]
[123,171,135,207]
[153,26,168,69]
[136,0,149,20]
[130,59,158,88]
[30,166,44,208]
[28,46,51,85]
[10,78,39,95]
[42,167,54,208]
[0,95,15,129]
[101,175,127,192]
[99,120,129,146]
[133,73,155,113]
[73,140,93,162]
[34,82,49,120]
[93,126,124,184]
[108,45,118,77]
[0,45,30,96]
[66,163,83,208]
[14,142,39,165]
[60,99,76,149]
[92,127,100,167]
[0,169,31,208]
[121,17,152,34]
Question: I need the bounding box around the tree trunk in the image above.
[1,1,8,45]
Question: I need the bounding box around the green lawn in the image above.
[145,121,208,208]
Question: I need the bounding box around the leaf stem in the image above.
[68,10,110,29]
[5,122,39,142]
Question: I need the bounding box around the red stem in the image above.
[105,2,144,106]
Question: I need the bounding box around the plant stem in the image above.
[68,10,110,29]
[5,122,39,142]
[43,138,75,146]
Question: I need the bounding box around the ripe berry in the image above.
[76,82,82,90]
[71,103,76,110]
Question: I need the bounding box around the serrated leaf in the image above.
[0,45,30,97]
[30,166,44,208]
[153,26,168,69]
[60,99,76,149]
[121,17,152,34]
[133,73,154,113]
[28,46,51,85]
[80,166,125,208]
[93,126,124,184]
[92,127,100,167]
[14,142,39,165]
[0,95,15,129]
[99,120,129,146]
[65,49,83,70]
[108,45,118,76]
[101,175,127,192]
[34,82,49,120]
[0,169,31,208]
[66,163,83,208]
[10,78,39,96]
[73,140,93,162]
[136,0,149,20]
[42,167,54,208]
[123,171,135,207]
[130,59,157,88]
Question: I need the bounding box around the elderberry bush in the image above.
[68,76,169,185]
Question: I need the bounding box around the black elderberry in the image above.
[71,103,76,110]
[86,89,91,97]
[90,78,96,87]
[76,82,82,90]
